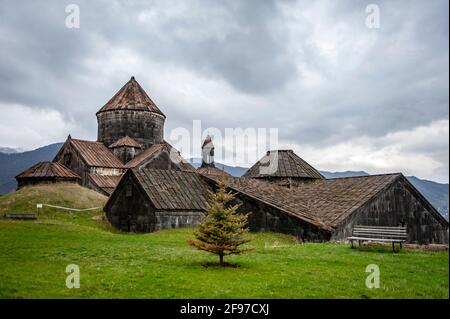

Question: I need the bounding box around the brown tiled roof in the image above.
[89,174,122,195]
[208,173,403,230]
[196,166,232,178]
[69,138,124,168]
[96,77,165,117]
[125,143,165,168]
[132,168,210,211]
[16,162,80,180]
[243,150,324,179]
[125,141,195,171]
[109,136,143,149]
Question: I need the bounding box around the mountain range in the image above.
[0,147,25,154]
[1,144,448,220]
[0,143,63,195]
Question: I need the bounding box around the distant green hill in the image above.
[0,143,63,194]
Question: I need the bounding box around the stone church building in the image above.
[17,76,448,244]
[53,76,195,195]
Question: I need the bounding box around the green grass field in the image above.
[0,184,448,298]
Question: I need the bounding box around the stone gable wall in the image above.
[53,142,91,187]
[332,178,449,244]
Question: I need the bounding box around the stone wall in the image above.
[332,178,449,244]
[105,173,204,233]
[140,151,183,170]
[154,211,204,231]
[234,193,331,242]
[105,174,155,232]
[90,166,124,176]
[54,142,91,187]
[97,110,165,148]
[112,146,141,164]
[17,179,79,189]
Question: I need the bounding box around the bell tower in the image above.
[96,76,166,149]
[201,135,215,168]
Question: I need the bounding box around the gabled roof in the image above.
[68,138,124,168]
[206,173,410,230]
[124,143,165,168]
[124,141,195,171]
[96,76,165,117]
[286,174,402,227]
[16,161,80,180]
[205,175,331,230]
[89,174,122,195]
[127,168,210,211]
[109,136,143,149]
[243,150,324,179]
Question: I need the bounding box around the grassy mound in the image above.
[0,183,108,228]
[0,183,107,214]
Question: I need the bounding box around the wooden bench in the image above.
[348,225,407,252]
[4,213,37,220]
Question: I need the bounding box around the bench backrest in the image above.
[352,225,407,240]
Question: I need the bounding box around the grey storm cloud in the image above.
[0,0,448,182]
[0,0,299,120]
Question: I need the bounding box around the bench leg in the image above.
[392,242,395,252]
[358,240,361,247]
[350,240,354,248]
[400,242,402,249]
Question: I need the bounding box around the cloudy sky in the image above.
[0,0,448,182]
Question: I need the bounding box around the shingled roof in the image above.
[196,166,232,178]
[68,138,124,168]
[96,76,165,117]
[206,176,331,230]
[206,173,408,230]
[108,136,143,149]
[89,174,122,195]
[286,174,402,227]
[243,150,324,179]
[130,168,210,211]
[16,161,80,180]
[124,141,195,171]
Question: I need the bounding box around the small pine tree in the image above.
[187,178,253,266]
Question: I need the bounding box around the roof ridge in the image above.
[325,173,403,181]
[109,135,142,149]
[124,142,166,168]
[70,137,104,144]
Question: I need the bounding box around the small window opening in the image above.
[125,184,133,197]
